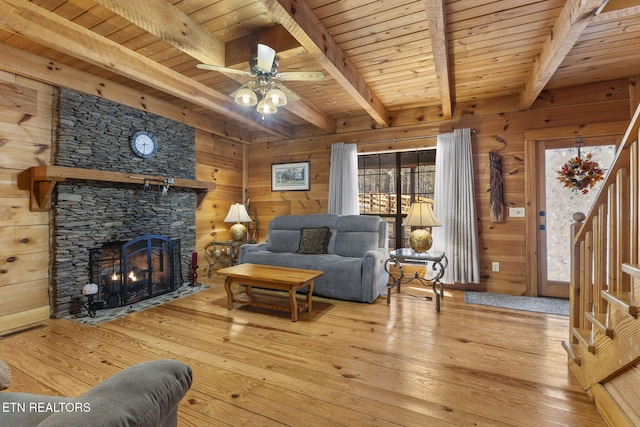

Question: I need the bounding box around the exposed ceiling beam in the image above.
[0,0,292,138]
[94,1,335,133]
[520,0,608,110]
[259,0,390,127]
[96,1,335,133]
[425,0,453,120]
[91,0,225,66]
[593,3,640,21]
[0,42,252,143]
[598,0,639,13]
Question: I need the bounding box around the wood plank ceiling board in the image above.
[448,0,566,104]
[547,11,640,88]
[520,0,610,109]
[0,0,294,137]
[2,0,640,140]
[260,0,390,127]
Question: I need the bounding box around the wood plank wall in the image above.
[0,73,632,332]
[0,73,245,333]
[247,78,632,296]
[194,130,244,278]
[0,71,53,334]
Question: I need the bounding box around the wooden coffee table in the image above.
[217,263,323,321]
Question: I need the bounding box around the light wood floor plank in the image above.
[1,276,606,426]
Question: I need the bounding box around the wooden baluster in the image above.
[617,167,631,292]
[593,207,607,315]
[631,140,639,265]
[583,231,594,330]
[571,213,585,342]
[607,182,618,293]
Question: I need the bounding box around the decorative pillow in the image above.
[0,359,11,390]
[297,227,330,254]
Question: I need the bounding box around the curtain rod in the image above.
[325,129,477,149]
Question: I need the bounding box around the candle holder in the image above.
[190,252,199,286]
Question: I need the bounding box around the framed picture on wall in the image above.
[271,161,310,191]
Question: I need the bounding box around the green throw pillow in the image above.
[297,227,330,254]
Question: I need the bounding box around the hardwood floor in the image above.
[2,276,605,426]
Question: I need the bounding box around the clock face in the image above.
[130,131,158,158]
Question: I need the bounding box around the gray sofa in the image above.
[0,359,192,427]
[239,214,389,303]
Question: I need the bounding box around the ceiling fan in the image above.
[197,44,324,116]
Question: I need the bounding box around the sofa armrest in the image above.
[38,359,192,427]
[361,248,390,302]
[239,242,267,264]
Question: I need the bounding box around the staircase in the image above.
[564,104,640,426]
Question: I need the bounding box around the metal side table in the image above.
[385,248,448,312]
[205,240,256,277]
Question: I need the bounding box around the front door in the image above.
[536,138,616,297]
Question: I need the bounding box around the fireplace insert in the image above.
[89,235,182,308]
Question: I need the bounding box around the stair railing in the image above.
[568,104,640,377]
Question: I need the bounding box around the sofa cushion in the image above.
[334,215,381,258]
[266,214,339,254]
[266,229,301,253]
[297,227,330,254]
[37,359,192,427]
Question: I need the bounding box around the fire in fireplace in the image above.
[89,235,182,308]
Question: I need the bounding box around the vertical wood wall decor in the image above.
[489,151,505,223]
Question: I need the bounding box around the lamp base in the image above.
[409,228,433,253]
[230,223,247,241]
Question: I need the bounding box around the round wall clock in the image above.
[130,130,159,158]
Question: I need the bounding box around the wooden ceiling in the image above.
[1,0,639,142]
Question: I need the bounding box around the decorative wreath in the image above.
[556,152,605,194]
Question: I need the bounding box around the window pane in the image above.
[359,149,435,249]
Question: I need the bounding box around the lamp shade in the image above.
[402,202,440,227]
[234,87,258,106]
[257,98,277,115]
[224,203,252,223]
[265,87,287,107]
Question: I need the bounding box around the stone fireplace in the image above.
[50,88,198,317]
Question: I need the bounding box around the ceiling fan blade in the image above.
[276,71,325,81]
[196,63,251,77]
[276,83,300,102]
[256,44,276,72]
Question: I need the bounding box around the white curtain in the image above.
[431,128,480,284]
[328,142,359,215]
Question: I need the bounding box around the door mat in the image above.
[464,291,569,316]
[66,284,210,326]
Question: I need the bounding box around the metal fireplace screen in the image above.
[89,235,182,308]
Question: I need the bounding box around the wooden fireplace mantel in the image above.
[29,165,216,212]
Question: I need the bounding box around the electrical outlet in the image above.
[492,262,500,272]
[509,207,525,218]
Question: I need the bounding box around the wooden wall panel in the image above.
[0,71,634,326]
[0,277,49,316]
[247,140,331,238]
[194,130,244,278]
[0,75,52,334]
[247,80,632,295]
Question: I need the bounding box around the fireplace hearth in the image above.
[89,235,182,309]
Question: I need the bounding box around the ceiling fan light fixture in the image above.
[234,86,258,106]
[266,87,287,107]
[257,98,277,115]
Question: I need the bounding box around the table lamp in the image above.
[224,203,252,241]
[402,201,441,252]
